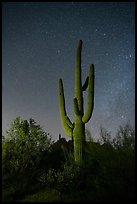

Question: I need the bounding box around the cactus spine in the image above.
[59,40,94,164]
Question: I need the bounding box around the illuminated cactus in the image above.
[59,40,94,164]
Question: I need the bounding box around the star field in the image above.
[2,2,135,140]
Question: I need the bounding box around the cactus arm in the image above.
[82,64,94,123]
[65,116,73,128]
[75,40,83,113]
[82,76,89,91]
[59,79,73,137]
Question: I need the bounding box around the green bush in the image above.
[2,117,52,201]
[2,120,135,202]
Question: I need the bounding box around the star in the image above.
[2,2,135,141]
[125,54,132,59]
[57,49,61,54]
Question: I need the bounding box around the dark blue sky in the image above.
[2,2,135,141]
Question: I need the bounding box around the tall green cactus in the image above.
[59,40,94,164]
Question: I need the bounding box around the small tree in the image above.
[113,123,135,151]
[98,126,111,145]
[2,117,52,198]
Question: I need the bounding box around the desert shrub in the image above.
[113,123,135,151]
[2,120,135,202]
[38,161,80,200]
[2,117,52,201]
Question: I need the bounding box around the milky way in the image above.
[2,2,135,140]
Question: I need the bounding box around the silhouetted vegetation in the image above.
[2,117,135,202]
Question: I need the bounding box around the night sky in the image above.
[2,2,135,141]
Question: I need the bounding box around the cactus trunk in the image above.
[58,40,94,165]
[73,119,85,164]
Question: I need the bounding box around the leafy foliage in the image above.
[2,117,52,201]
[2,118,135,202]
[113,123,135,150]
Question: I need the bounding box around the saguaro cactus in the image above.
[59,40,94,164]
